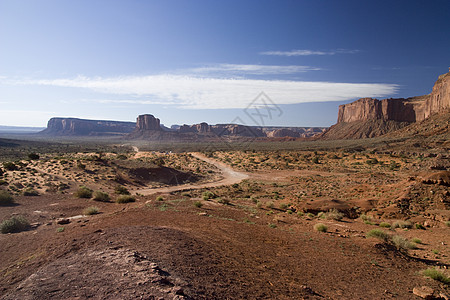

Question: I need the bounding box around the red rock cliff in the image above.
[337,69,450,124]
[135,114,161,131]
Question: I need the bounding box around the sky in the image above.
[0,0,449,128]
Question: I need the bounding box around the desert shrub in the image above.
[117,154,128,160]
[279,203,288,210]
[114,185,130,195]
[286,209,293,214]
[3,162,18,171]
[411,237,422,244]
[256,201,262,208]
[360,214,372,222]
[266,201,274,209]
[323,208,344,221]
[421,268,450,284]
[217,198,230,205]
[379,222,391,228]
[366,229,390,241]
[202,191,215,200]
[366,158,378,165]
[0,216,30,233]
[75,186,93,198]
[56,227,65,233]
[0,190,14,205]
[28,153,40,160]
[93,191,110,202]
[312,157,320,164]
[116,195,136,203]
[0,180,7,186]
[268,223,277,229]
[23,188,39,196]
[391,235,417,251]
[392,220,412,229]
[193,201,203,208]
[446,221,450,227]
[389,161,400,170]
[83,206,99,215]
[76,161,86,170]
[314,223,327,232]
[415,223,426,230]
[156,196,164,201]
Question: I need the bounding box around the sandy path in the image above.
[133,152,249,196]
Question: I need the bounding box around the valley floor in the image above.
[0,149,449,299]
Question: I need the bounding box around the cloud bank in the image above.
[12,74,398,109]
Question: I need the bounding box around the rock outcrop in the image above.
[322,69,450,139]
[40,118,136,136]
[135,114,162,131]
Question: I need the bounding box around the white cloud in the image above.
[260,49,359,56]
[9,74,398,109]
[188,64,321,75]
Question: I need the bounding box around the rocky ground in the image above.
[0,147,449,299]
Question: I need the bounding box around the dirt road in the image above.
[133,152,249,196]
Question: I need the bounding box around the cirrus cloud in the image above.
[260,49,360,56]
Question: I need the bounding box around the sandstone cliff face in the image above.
[135,114,161,131]
[337,69,450,125]
[424,70,450,119]
[323,69,450,140]
[40,118,135,136]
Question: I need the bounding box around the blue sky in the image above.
[0,0,449,127]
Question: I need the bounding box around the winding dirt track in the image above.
[133,152,249,196]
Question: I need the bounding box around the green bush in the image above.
[0,190,14,205]
[411,237,422,244]
[193,201,203,208]
[323,208,344,221]
[93,191,110,202]
[0,216,30,233]
[421,268,450,284]
[217,198,230,205]
[202,191,215,200]
[28,153,40,160]
[279,203,289,210]
[366,229,390,241]
[74,186,93,198]
[83,206,99,215]
[415,223,426,230]
[379,222,391,228]
[116,195,136,203]
[314,223,328,232]
[391,235,417,251]
[23,188,39,196]
[114,185,130,195]
[392,220,412,229]
[156,196,164,201]
[3,162,18,171]
[266,201,274,209]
